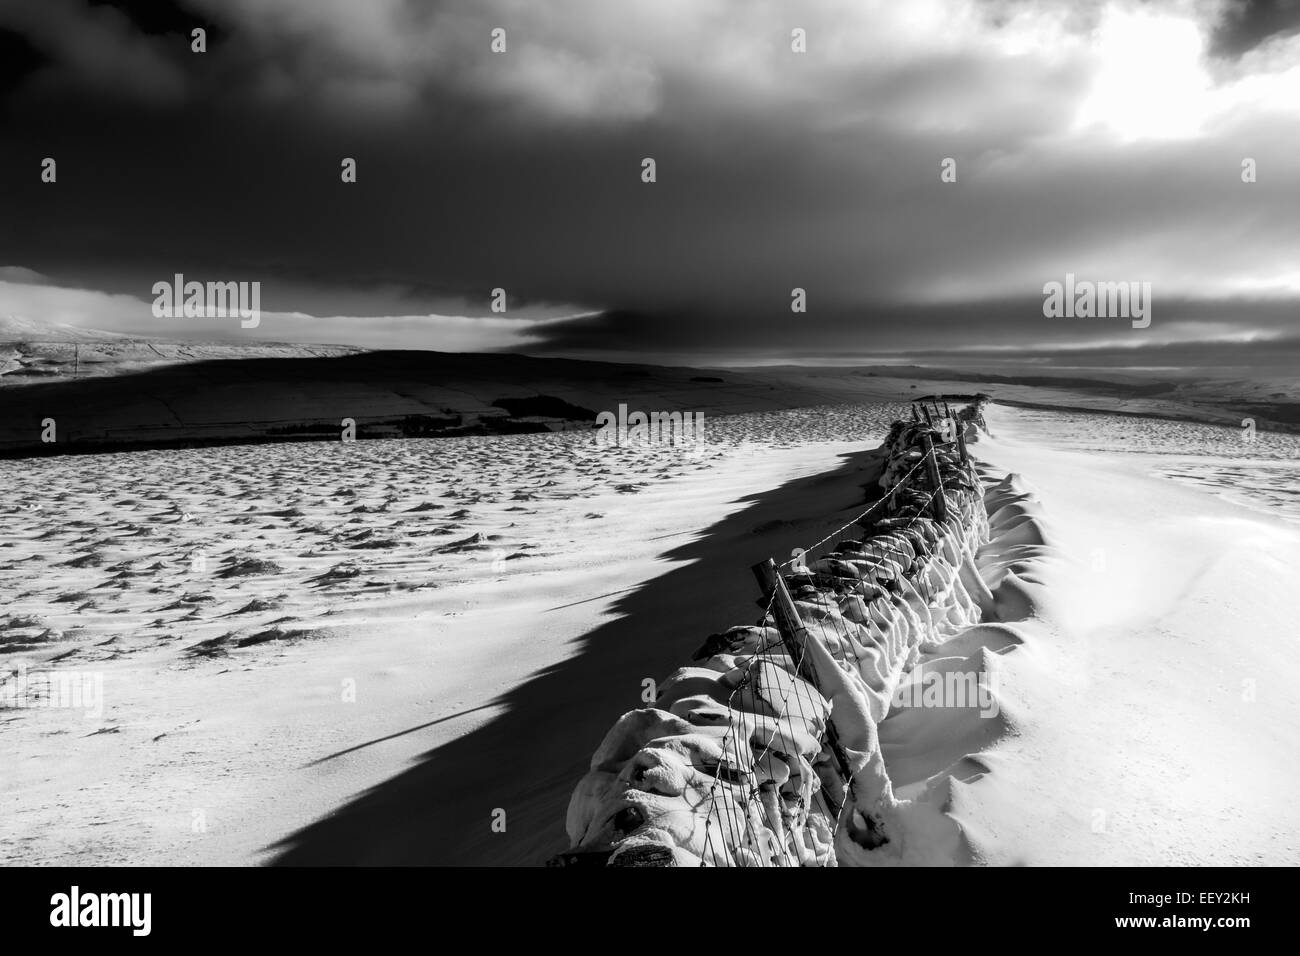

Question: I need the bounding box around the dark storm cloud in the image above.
[1208,0,1300,57]
[529,295,1300,360]
[85,0,220,38]
[0,28,48,97]
[1,0,1298,362]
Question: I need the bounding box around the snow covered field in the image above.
[930,405,1300,865]
[998,406,1300,522]
[3,401,1296,865]
[1,404,901,865]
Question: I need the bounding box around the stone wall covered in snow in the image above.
[556,403,992,867]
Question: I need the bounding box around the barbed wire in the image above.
[696,417,986,867]
[778,455,930,569]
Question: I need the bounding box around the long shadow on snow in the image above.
[270,446,885,865]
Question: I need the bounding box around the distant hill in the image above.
[0,350,852,456]
[0,332,1292,456]
[0,317,361,387]
[0,315,140,343]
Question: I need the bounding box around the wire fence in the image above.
[557,400,991,868]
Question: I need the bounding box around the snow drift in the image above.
[557,402,1047,866]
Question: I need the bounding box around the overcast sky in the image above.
[0,0,1297,368]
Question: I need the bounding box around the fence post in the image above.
[922,434,948,522]
[956,420,969,463]
[752,559,852,815]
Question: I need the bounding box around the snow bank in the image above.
[557,403,1016,866]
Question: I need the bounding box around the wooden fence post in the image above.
[921,434,948,522]
[752,559,853,815]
